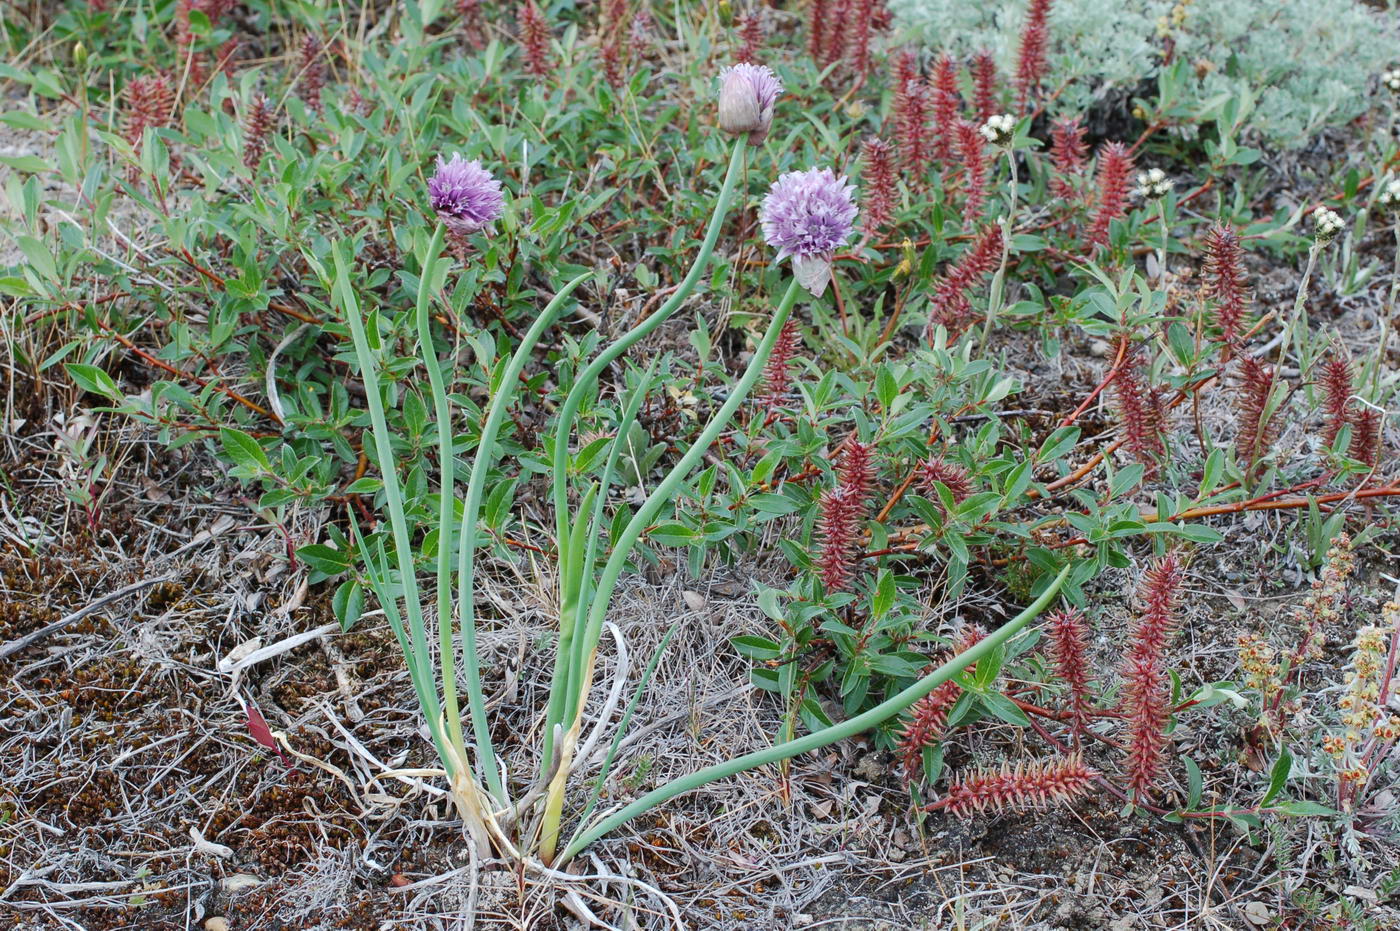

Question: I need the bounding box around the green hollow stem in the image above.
[335,241,450,772]
[413,225,469,765]
[457,270,594,806]
[558,564,1071,862]
[571,360,660,658]
[538,277,803,863]
[569,278,803,720]
[540,137,748,774]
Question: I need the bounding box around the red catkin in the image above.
[518,1,554,79]
[1046,608,1095,734]
[297,34,325,112]
[1048,116,1086,203]
[838,439,876,508]
[955,120,989,220]
[847,0,877,76]
[820,0,849,67]
[898,625,987,781]
[1204,224,1248,347]
[242,94,272,173]
[1348,408,1381,468]
[1319,353,1354,449]
[934,754,1095,817]
[894,70,932,177]
[1119,554,1183,800]
[808,0,830,64]
[928,223,1003,331]
[816,487,860,593]
[931,54,961,166]
[920,456,973,506]
[174,0,208,86]
[458,0,485,47]
[1014,0,1052,112]
[600,41,625,90]
[602,0,628,30]
[760,318,802,409]
[899,680,962,780]
[123,73,175,148]
[891,46,918,91]
[861,137,896,238]
[629,9,652,46]
[1235,355,1279,477]
[1113,348,1166,476]
[1086,141,1133,251]
[737,12,765,63]
[815,441,878,592]
[971,50,998,122]
[214,37,241,77]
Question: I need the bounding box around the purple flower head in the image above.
[428,154,505,236]
[717,63,782,145]
[761,167,857,295]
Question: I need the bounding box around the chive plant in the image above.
[324,116,1070,865]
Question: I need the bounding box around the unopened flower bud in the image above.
[1382,69,1400,94]
[717,63,782,145]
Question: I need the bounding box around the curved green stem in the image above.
[558,563,1071,862]
[569,279,802,714]
[335,242,449,771]
[540,278,803,863]
[414,225,469,764]
[541,138,748,772]
[458,270,594,806]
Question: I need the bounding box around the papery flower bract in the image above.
[978,113,1016,148]
[1135,167,1173,199]
[1313,206,1345,244]
[761,167,857,295]
[1377,176,1400,210]
[428,154,506,236]
[717,62,782,145]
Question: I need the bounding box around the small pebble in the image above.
[205,919,229,931]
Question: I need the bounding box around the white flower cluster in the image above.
[1312,206,1345,243]
[1135,167,1174,199]
[1378,177,1400,211]
[978,113,1016,147]
[1383,69,1400,93]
